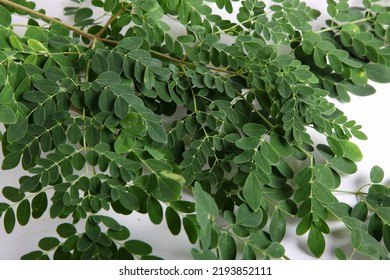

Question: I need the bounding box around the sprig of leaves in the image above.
[0,0,390,260]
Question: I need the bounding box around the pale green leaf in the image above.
[27,39,48,53]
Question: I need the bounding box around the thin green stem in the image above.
[357,183,371,193]
[349,249,356,260]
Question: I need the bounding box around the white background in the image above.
[0,0,389,260]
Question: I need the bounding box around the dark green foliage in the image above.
[0,0,389,260]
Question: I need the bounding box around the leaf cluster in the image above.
[0,0,390,259]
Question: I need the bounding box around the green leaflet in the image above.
[377,13,390,25]
[154,171,183,202]
[99,215,121,231]
[85,218,101,242]
[3,186,25,203]
[4,208,15,234]
[91,53,109,74]
[335,248,347,260]
[114,133,136,154]
[313,183,335,204]
[339,140,363,162]
[351,201,368,221]
[147,121,167,143]
[0,84,13,104]
[248,231,272,252]
[370,166,384,183]
[329,157,357,174]
[31,192,48,219]
[119,188,140,210]
[21,251,45,260]
[16,199,31,226]
[314,165,336,189]
[118,37,143,51]
[183,216,198,244]
[27,39,48,53]
[218,232,236,260]
[265,242,285,259]
[75,7,93,24]
[338,81,376,96]
[242,123,267,137]
[296,214,312,235]
[194,182,219,227]
[120,112,147,136]
[374,207,390,225]
[368,214,383,242]
[383,225,390,252]
[107,226,130,241]
[96,71,121,85]
[308,225,325,258]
